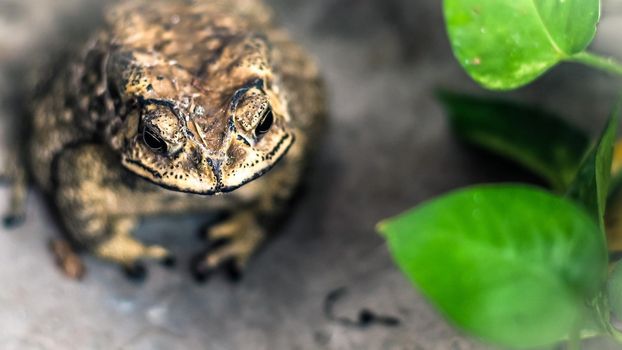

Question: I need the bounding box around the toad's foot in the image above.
[192,211,264,282]
[94,218,176,280]
[1,152,27,228]
[50,239,85,280]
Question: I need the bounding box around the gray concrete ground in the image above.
[1,0,622,349]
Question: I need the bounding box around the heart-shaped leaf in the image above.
[439,91,589,192]
[444,0,600,89]
[379,185,607,348]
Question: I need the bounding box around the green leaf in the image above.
[443,0,600,89]
[378,185,607,348]
[439,92,589,192]
[567,105,620,230]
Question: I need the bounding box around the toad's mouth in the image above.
[121,132,295,195]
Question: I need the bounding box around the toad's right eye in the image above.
[255,107,274,136]
[142,126,167,153]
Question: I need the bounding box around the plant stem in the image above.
[593,292,622,344]
[569,52,622,77]
[568,326,581,350]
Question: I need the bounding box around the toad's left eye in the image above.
[255,108,273,136]
[142,126,168,153]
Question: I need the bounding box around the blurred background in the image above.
[1,0,622,349]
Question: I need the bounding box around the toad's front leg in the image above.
[192,139,307,281]
[192,210,265,281]
[92,216,174,278]
[54,144,174,279]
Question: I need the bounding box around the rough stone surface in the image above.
[1,0,622,349]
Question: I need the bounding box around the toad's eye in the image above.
[255,108,273,136]
[142,126,167,153]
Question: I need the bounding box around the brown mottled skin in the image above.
[6,0,325,279]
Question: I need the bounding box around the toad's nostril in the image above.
[188,147,203,167]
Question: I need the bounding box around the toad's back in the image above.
[107,0,275,70]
